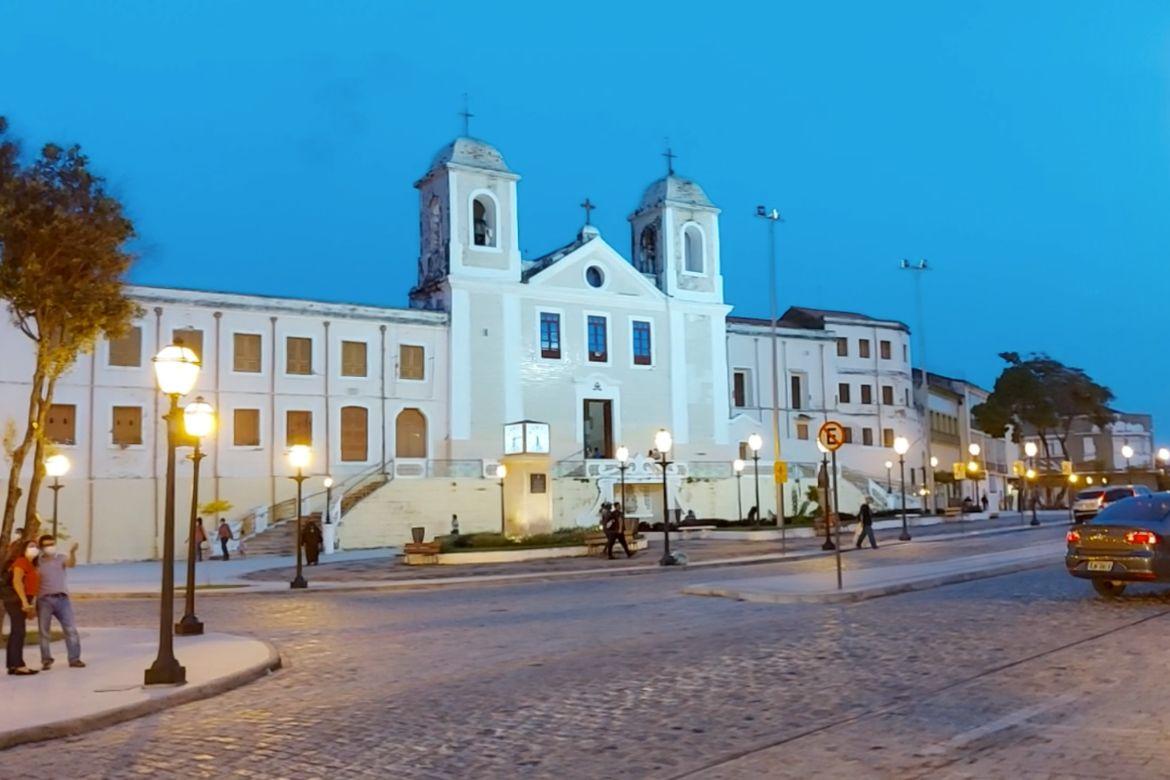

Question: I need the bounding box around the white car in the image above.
[1073,485,1152,523]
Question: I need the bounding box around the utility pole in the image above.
[900,258,933,513]
[757,206,785,552]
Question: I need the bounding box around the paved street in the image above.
[5,524,1168,778]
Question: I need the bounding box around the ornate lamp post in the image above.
[323,476,334,523]
[884,460,893,493]
[1024,441,1039,525]
[496,464,507,534]
[145,343,200,686]
[653,428,676,566]
[1026,468,1038,524]
[176,397,214,636]
[1158,447,1169,476]
[968,442,982,507]
[894,436,911,541]
[615,446,630,515]
[1067,473,1079,523]
[748,433,763,522]
[733,458,745,522]
[288,444,311,589]
[44,454,70,539]
[929,456,939,513]
[1121,444,1134,472]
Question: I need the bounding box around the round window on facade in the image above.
[585,265,605,288]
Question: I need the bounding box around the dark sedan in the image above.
[1066,492,1170,597]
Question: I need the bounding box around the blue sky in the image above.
[3,1,1169,435]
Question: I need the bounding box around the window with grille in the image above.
[112,406,143,446]
[286,410,312,447]
[233,333,262,373]
[46,404,76,445]
[108,327,142,367]
[632,320,652,366]
[587,316,607,362]
[233,409,260,447]
[341,341,367,377]
[173,328,204,361]
[539,312,561,359]
[286,337,312,375]
[340,406,368,462]
[399,344,425,380]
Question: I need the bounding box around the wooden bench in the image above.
[585,531,640,556]
[403,541,441,565]
[942,506,962,518]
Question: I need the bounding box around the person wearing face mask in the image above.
[35,536,84,670]
[2,539,41,675]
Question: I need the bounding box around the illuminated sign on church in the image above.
[503,420,550,455]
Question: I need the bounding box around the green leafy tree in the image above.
[0,117,139,543]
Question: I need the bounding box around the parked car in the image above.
[1065,492,1170,597]
[1071,485,1152,523]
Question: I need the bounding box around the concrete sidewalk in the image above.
[0,628,280,749]
[683,540,1065,604]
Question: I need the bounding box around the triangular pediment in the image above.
[525,236,663,299]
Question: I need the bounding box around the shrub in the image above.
[437,527,592,553]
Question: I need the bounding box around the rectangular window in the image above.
[836,337,848,357]
[882,385,895,405]
[529,473,547,494]
[399,344,425,380]
[341,341,367,377]
[861,384,873,404]
[587,315,608,362]
[732,370,752,408]
[790,374,803,410]
[108,326,142,367]
[902,343,908,362]
[286,336,312,375]
[905,388,911,406]
[112,406,143,446]
[859,339,871,359]
[632,320,652,366]
[233,409,260,447]
[173,328,204,361]
[539,312,561,359]
[233,333,262,373]
[796,422,810,440]
[340,406,368,462]
[46,404,76,445]
[882,428,894,448]
[880,340,892,360]
[862,427,874,446]
[286,410,312,447]
[838,383,851,404]
[842,426,854,444]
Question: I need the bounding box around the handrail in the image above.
[240,459,392,537]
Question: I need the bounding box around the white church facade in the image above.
[0,134,935,562]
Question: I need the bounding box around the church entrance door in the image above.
[582,399,613,459]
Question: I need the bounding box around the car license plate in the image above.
[1088,561,1114,572]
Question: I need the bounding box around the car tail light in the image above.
[1066,530,1081,544]
[1125,530,1160,545]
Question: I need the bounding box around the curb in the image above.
[683,556,1055,605]
[0,640,282,751]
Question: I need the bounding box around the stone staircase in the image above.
[241,473,390,556]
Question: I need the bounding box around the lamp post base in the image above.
[175,615,204,636]
[821,539,835,551]
[290,575,308,589]
[659,553,679,566]
[144,658,186,686]
[899,531,912,541]
[1030,516,1040,526]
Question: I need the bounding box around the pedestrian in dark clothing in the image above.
[981,495,989,512]
[2,539,40,675]
[302,521,323,565]
[217,519,232,561]
[854,498,878,549]
[603,503,633,559]
[194,517,207,562]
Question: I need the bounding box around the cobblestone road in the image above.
[4,525,1163,779]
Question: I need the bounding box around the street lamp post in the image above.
[733,459,745,522]
[755,206,785,543]
[817,441,834,551]
[323,476,334,524]
[929,456,939,513]
[145,343,199,686]
[497,464,507,534]
[288,445,311,589]
[895,436,911,541]
[1121,444,1134,473]
[1067,473,1079,523]
[654,428,676,566]
[748,433,763,523]
[44,454,70,539]
[1158,447,1170,477]
[1024,441,1039,526]
[968,442,982,508]
[615,446,629,515]
[177,397,214,637]
[884,460,893,493]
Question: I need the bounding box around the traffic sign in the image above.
[1061,460,1073,476]
[952,462,967,480]
[817,421,846,452]
[773,461,788,483]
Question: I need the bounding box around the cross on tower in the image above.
[663,146,676,176]
[580,197,596,225]
[459,93,474,136]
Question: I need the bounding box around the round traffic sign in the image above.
[817,421,846,452]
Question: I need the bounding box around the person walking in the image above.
[302,520,323,566]
[217,518,233,561]
[854,497,878,550]
[35,536,84,670]
[2,539,40,676]
[603,503,633,559]
[193,517,207,562]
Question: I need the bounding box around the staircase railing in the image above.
[240,459,393,539]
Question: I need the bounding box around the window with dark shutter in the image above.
[233,333,262,373]
[286,337,312,375]
[341,341,367,377]
[286,410,312,447]
[108,327,142,367]
[340,406,368,462]
[399,345,425,380]
[112,406,143,446]
[173,328,204,361]
[46,404,76,445]
[233,409,260,446]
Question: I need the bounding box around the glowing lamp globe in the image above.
[615,446,630,464]
[968,442,981,457]
[930,456,939,468]
[893,436,910,456]
[747,433,763,453]
[1121,445,1134,460]
[884,460,893,470]
[733,458,745,474]
[287,444,311,471]
[153,344,200,396]
[323,477,334,489]
[44,453,70,479]
[1024,441,1039,458]
[654,428,673,455]
[496,464,507,479]
[183,397,215,438]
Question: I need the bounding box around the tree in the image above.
[973,352,1115,463]
[0,117,140,543]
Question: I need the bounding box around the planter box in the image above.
[407,537,651,566]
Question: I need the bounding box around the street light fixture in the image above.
[496,464,507,534]
[145,342,200,686]
[1158,447,1170,471]
[733,458,745,522]
[1067,473,1079,522]
[747,433,763,524]
[44,453,70,539]
[1121,444,1134,471]
[816,439,834,550]
[323,476,334,523]
[288,444,311,589]
[894,436,911,541]
[176,397,214,637]
[1023,441,1039,522]
[884,460,893,493]
[654,428,676,566]
[1025,467,1039,525]
[615,446,630,515]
